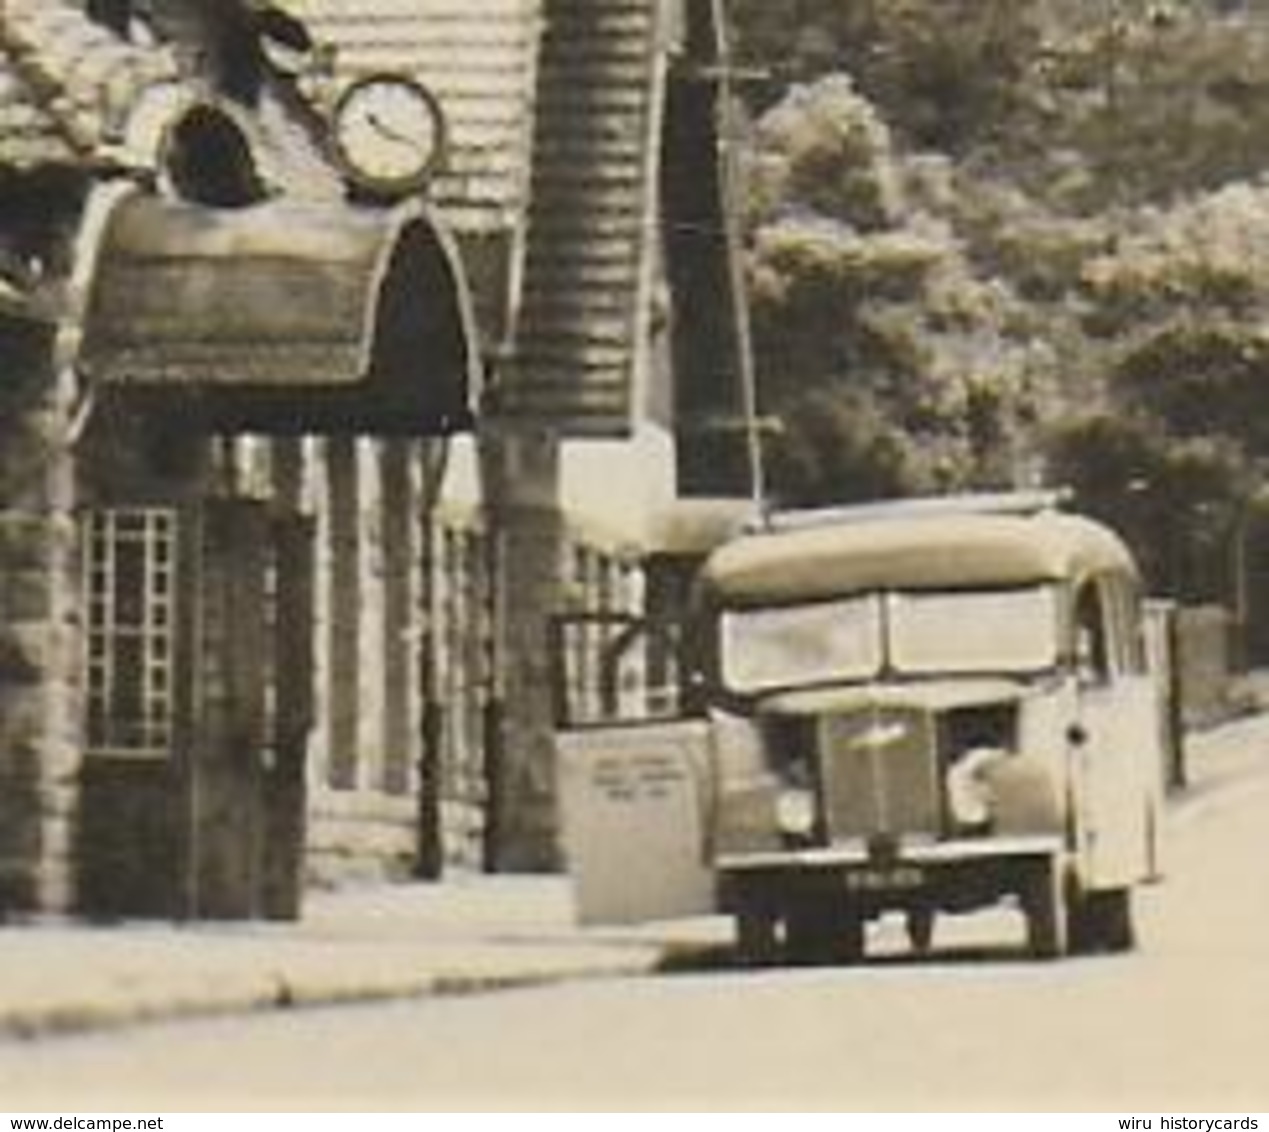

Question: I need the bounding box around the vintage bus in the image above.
[554,493,1167,962]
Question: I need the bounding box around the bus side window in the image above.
[1074,583,1110,684]
[1106,576,1148,675]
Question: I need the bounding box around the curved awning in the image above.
[75,187,480,435]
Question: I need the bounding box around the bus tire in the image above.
[1023,856,1070,960]
[735,907,779,967]
[1080,888,1136,953]
[906,907,936,955]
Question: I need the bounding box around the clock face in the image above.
[331,74,446,196]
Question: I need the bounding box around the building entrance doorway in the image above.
[78,498,314,919]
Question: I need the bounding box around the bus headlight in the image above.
[776,787,816,838]
[946,746,1008,831]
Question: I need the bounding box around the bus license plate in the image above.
[846,866,924,893]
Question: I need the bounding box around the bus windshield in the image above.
[719,585,1061,694]
[720,596,883,694]
[887,586,1061,675]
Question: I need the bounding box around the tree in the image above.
[1082,180,1269,450]
[731,1,1269,211]
[1048,414,1248,600]
[745,74,1061,503]
[731,0,1044,153]
[728,0,1269,620]
[1044,179,1269,597]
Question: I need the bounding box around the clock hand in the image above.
[366,110,420,149]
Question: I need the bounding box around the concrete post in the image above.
[480,424,566,871]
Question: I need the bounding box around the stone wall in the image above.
[0,323,81,915]
[305,789,418,889]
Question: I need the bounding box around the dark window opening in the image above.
[164,106,267,208]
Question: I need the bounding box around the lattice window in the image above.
[83,508,178,757]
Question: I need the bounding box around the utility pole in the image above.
[712,0,769,509]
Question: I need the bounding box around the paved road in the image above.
[2,749,1268,1112]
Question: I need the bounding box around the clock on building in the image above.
[329,73,447,198]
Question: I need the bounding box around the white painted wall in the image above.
[558,424,678,551]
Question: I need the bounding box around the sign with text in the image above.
[557,721,715,925]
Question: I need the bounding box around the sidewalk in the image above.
[0,875,728,1039]
[1173,702,1269,818]
[0,705,1266,1042]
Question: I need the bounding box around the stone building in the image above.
[0,0,751,918]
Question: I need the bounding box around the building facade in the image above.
[0,0,750,918]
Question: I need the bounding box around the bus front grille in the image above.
[818,706,941,841]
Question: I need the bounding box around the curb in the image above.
[0,950,668,1042]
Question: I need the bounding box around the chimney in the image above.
[146,0,264,105]
[86,0,133,37]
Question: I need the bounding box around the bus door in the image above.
[1071,580,1159,891]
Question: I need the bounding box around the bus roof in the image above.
[700,508,1137,605]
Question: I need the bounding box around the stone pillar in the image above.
[0,322,80,914]
[481,424,566,871]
